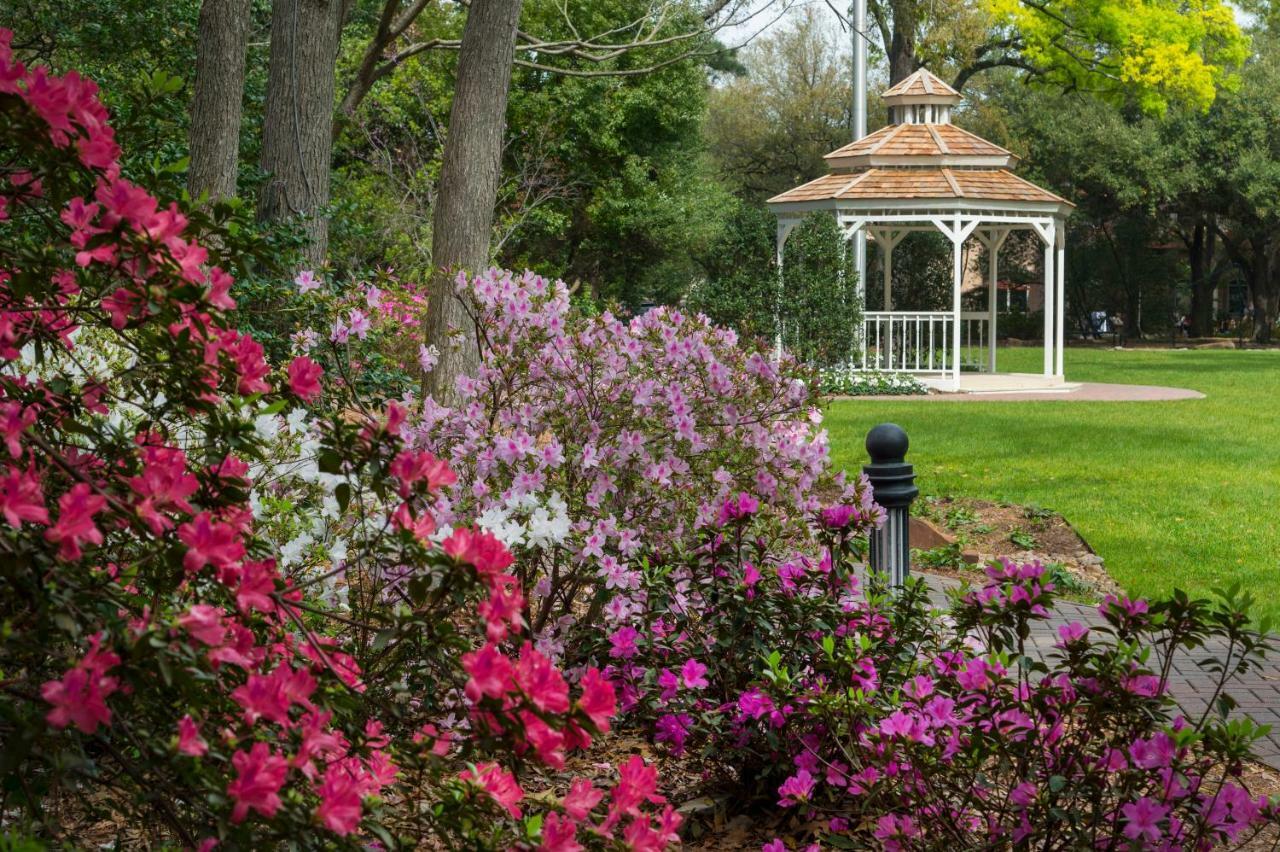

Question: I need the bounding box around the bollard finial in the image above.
[865,422,909,465]
[863,423,918,510]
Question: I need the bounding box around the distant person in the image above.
[1090,310,1108,339]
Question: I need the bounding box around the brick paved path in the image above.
[914,572,1280,769]
[840,381,1206,403]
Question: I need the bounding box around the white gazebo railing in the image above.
[859,311,990,373]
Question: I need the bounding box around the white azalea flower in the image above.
[286,407,310,434]
[280,532,313,567]
[254,413,281,442]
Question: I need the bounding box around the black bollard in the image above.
[863,423,919,587]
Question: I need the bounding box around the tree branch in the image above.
[390,0,434,38]
[952,52,1036,91]
[511,49,704,77]
[334,0,783,127]
[336,0,436,137]
[865,0,892,51]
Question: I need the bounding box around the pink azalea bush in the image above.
[378,267,1278,841]
[405,268,847,637]
[753,555,1279,849]
[0,36,679,849]
[594,491,884,781]
[396,271,1276,849]
[391,269,888,774]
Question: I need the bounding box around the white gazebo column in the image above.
[953,228,963,386]
[875,228,904,311]
[774,221,796,361]
[854,230,866,307]
[854,231,867,314]
[836,226,853,357]
[1054,220,1066,377]
[884,238,893,311]
[982,229,1007,374]
[1041,221,1056,376]
[1030,218,1057,377]
[938,216,979,389]
[840,218,867,363]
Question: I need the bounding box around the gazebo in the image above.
[767,69,1074,392]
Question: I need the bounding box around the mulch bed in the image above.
[912,495,1120,599]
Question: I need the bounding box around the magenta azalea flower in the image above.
[680,658,709,689]
[1120,796,1169,843]
[777,769,815,806]
[294,269,320,293]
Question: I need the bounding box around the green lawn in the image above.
[824,347,1280,620]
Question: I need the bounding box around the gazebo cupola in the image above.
[885,67,961,125]
[823,70,1017,173]
[767,68,1074,392]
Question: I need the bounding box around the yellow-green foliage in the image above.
[986,0,1248,113]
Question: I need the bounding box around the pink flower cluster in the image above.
[0,32,118,170]
[447,524,623,775]
[962,557,1055,617]
[599,490,879,761]
[40,632,120,733]
[461,755,682,851]
[290,268,431,383]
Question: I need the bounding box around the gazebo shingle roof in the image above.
[767,67,1070,211]
[769,168,1070,205]
[881,68,961,100]
[824,124,1012,162]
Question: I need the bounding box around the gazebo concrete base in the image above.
[919,372,1074,394]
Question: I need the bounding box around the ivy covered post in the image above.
[863,423,919,586]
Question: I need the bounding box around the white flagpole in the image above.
[851,0,868,309]
[852,0,867,140]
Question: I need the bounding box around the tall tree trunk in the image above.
[1253,241,1276,344]
[1126,288,1141,340]
[887,0,917,83]
[188,0,251,201]
[1256,295,1276,343]
[258,0,347,267]
[1187,219,1218,338]
[422,0,524,402]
